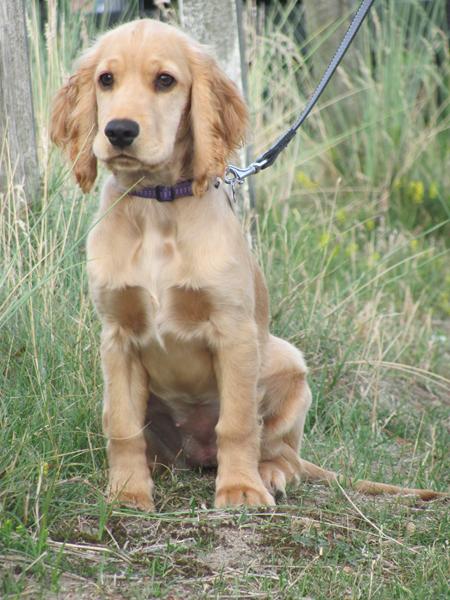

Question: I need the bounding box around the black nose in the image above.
[104,119,140,148]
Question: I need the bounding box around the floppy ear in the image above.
[50,49,98,193]
[189,50,248,196]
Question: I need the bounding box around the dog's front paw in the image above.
[108,470,155,512]
[215,480,275,508]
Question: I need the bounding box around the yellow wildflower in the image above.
[368,251,380,266]
[319,232,331,248]
[296,170,318,190]
[336,209,346,224]
[428,182,439,200]
[410,239,419,251]
[365,219,375,231]
[408,180,424,204]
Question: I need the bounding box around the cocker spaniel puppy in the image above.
[51,19,443,509]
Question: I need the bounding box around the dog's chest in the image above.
[88,210,216,345]
[137,226,217,341]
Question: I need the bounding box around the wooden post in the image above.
[179,0,244,83]
[179,0,255,225]
[0,0,39,203]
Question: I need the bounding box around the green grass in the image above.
[1,0,449,598]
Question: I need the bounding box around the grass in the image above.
[1,0,449,598]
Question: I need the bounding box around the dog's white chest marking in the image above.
[87,204,210,349]
[87,182,242,354]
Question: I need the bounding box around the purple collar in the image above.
[129,179,194,202]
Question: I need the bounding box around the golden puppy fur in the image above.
[51,19,444,509]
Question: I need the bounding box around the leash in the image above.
[224,0,376,187]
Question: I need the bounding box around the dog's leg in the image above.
[102,328,154,511]
[213,322,275,507]
[258,335,314,496]
[259,336,447,501]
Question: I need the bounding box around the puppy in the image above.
[51,19,444,509]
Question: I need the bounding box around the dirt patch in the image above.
[199,525,263,572]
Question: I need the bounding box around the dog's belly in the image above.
[146,393,219,467]
[142,336,219,467]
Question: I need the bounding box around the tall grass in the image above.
[248,0,449,232]
[0,1,449,597]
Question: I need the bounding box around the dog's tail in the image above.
[293,453,447,500]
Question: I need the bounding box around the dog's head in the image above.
[50,19,247,195]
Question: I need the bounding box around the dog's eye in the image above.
[155,73,176,90]
[99,72,114,88]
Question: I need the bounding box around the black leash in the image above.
[224,0,376,186]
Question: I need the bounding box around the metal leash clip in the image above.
[224,162,266,203]
[223,160,267,186]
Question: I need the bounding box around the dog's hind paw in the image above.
[259,461,288,497]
